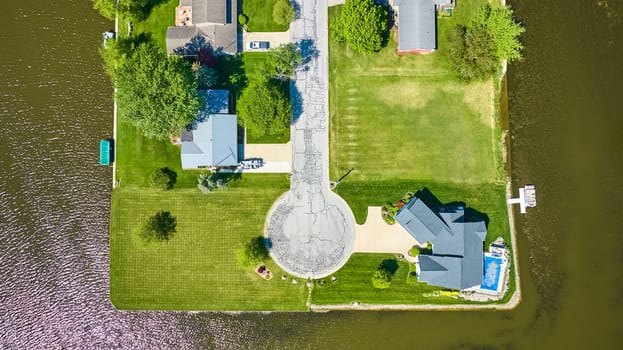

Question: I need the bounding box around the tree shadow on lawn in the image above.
[379,258,399,275]
[415,187,490,228]
[161,167,178,189]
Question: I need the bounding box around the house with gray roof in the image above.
[394,196,486,290]
[392,0,455,53]
[180,89,238,169]
[166,0,238,55]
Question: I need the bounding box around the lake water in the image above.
[1,0,621,348]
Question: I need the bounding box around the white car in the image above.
[248,41,270,50]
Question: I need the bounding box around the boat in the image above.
[100,139,111,166]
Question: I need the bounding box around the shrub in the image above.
[197,173,227,194]
[238,13,248,26]
[371,268,391,289]
[149,167,175,190]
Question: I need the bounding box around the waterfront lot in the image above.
[110,122,307,310]
[328,4,500,184]
[323,3,514,305]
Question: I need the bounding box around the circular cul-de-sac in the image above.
[265,189,356,279]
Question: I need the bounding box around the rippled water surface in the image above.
[1,0,622,348]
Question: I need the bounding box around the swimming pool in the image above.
[481,255,503,291]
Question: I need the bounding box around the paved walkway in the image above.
[265,0,356,279]
[353,207,418,258]
[242,30,291,52]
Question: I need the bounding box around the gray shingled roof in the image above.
[394,0,453,52]
[165,26,197,55]
[165,0,238,55]
[192,0,230,25]
[394,197,486,290]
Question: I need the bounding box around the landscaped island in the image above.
[100,0,523,311]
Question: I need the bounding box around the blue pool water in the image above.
[481,255,503,291]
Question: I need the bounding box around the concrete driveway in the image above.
[354,207,419,259]
[242,29,292,52]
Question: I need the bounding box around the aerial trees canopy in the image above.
[269,43,303,81]
[107,38,201,140]
[272,0,295,26]
[330,0,388,53]
[237,236,269,268]
[236,79,290,137]
[447,5,524,81]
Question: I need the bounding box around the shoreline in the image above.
[310,66,522,312]
[108,1,522,312]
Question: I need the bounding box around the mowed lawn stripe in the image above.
[110,176,308,310]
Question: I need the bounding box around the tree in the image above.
[111,38,201,139]
[149,168,175,190]
[236,79,291,137]
[470,5,524,62]
[192,62,218,89]
[330,0,388,53]
[237,236,269,268]
[371,268,391,289]
[272,0,295,26]
[448,25,498,81]
[269,43,302,81]
[447,5,524,81]
[140,211,177,242]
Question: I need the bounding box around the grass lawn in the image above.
[115,0,177,52]
[242,0,289,32]
[311,254,470,305]
[111,121,307,310]
[329,2,503,184]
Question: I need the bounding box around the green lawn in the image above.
[242,0,289,32]
[329,2,503,184]
[111,121,307,310]
[311,254,469,305]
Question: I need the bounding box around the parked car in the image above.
[247,41,269,50]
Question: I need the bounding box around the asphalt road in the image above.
[265,0,356,279]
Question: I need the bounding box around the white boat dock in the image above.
[508,185,537,214]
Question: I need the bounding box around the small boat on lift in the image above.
[100,139,112,166]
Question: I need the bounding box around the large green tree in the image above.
[269,43,302,81]
[272,0,295,26]
[330,0,388,53]
[109,38,201,139]
[448,25,498,81]
[447,5,524,81]
[470,5,525,62]
[237,236,269,268]
[236,79,290,137]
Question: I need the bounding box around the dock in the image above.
[508,185,536,214]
